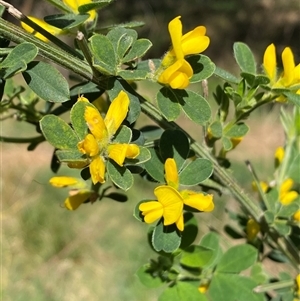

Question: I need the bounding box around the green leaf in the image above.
[284,92,300,107]
[233,42,256,74]
[106,27,137,62]
[144,148,165,183]
[78,0,113,13]
[114,125,132,143]
[107,160,134,191]
[176,90,211,125]
[152,221,181,253]
[216,244,257,273]
[225,122,249,138]
[0,42,38,68]
[208,274,265,301]
[222,136,232,151]
[209,121,223,138]
[70,100,93,140]
[23,61,70,102]
[160,130,190,171]
[179,158,213,185]
[265,189,278,213]
[180,245,213,268]
[250,263,268,285]
[273,221,291,236]
[123,39,152,62]
[55,149,87,163]
[136,264,164,288]
[159,282,208,301]
[44,13,89,29]
[156,87,181,121]
[180,212,198,249]
[188,54,216,83]
[90,34,117,75]
[117,69,148,81]
[199,232,223,269]
[40,115,79,149]
[214,67,240,84]
[277,202,299,218]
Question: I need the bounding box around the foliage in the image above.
[0,1,299,300]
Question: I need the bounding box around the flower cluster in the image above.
[157,16,210,89]
[263,44,300,100]
[139,158,214,231]
[77,91,140,184]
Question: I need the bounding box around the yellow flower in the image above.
[63,0,96,22]
[198,282,209,294]
[274,146,285,167]
[279,178,299,205]
[78,91,140,184]
[263,44,300,99]
[158,16,210,89]
[139,158,214,231]
[49,176,95,210]
[21,16,62,42]
[252,181,269,193]
[293,210,300,222]
[246,218,260,242]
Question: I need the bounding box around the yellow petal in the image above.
[125,144,140,158]
[89,156,106,184]
[139,201,163,224]
[154,186,183,226]
[84,106,107,141]
[296,274,300,295]
[78,133,99,156]
[181,26,210,55]
[182,191,214,212]
[107,144,128,166]
[293,210,300,222]
[104,91,129,137]
[168,16,184,60]
[21,16,62,42]
[280,191,298,206]
[280,178,294,196]
[49,176,80,187]
[64,190,92,210]
[274,146,285,167]
[164,158,179,189]
[293,64,300,83]
[281,47,295,86]
[263,44,276,82]
[158,59,193,89]
[175,213,184,231]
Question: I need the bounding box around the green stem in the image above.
[253,279,294,293]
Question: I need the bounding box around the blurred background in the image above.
[2,0,299,300]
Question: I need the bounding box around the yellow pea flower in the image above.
[78,91,140,184]
[21,16,62,42]
[279,178,299,206]
[263,44,300,100]
[274,146,285,167]
[139,158,214,231]
[293,210,300,222]
[158,16,210,89]
[49,176,95,210]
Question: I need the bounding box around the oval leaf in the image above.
[23,61,70,102]
[180,245,213,268]
[233,42,256,74]
[188,54,216,83]
[179,158,213,185]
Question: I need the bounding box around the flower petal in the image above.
[263,44,276,83]
[175,213,184,231]
[64,190,92,210]
[107,144,127,166]
[281,47,295,86]
[274,146,285,167]
[154,186,183,225]
[182,191,214,212]
[85,106,107,141]
[21,17,62,42]
[49,176,80,187]
[164,158,179,189]
[181,26,210,55]
[63,0,96,21]
[280,178,294,197]
[78,133,99,156]
[139,201,163,224]
[168,16,184,60]
[89,156,106,184]
[280,191,298,206]
[104,91,129,137]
